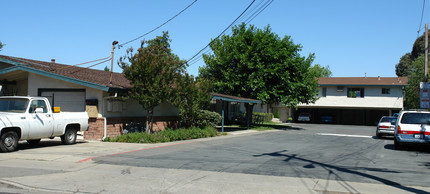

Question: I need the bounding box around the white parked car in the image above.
[0,96,89,152]
[394,110,430,150]
[376,116,397,138]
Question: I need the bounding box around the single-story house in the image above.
[0,55,183,140]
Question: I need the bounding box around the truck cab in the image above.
[0,96,89,152]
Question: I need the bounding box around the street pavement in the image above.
[0,127,429,194]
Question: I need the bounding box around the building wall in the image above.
[26,73,181,140]
[305,86,404,108]
[85,116,181,140]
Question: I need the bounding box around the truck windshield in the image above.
[400,113,430,125]
[0,98,29,113]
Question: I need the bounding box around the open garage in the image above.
[295,108,400,126]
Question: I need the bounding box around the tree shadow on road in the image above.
[253,150,428,194]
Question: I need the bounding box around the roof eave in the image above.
[0,66,111,92]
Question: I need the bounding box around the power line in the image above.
[418,0,426,37]
[55,54,112,71]
[187,0,274,68]
[70,57,112,74]
[118,0,199,48]
[244,0,274,25]
[186,0,256,64]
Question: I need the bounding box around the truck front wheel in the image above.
[0,131,19,152]
[61,127,77,145]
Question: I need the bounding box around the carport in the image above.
[295,107,400,125]
[211,93,261,132]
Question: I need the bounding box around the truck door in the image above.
[28,99,54,138]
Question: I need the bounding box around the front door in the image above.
[28,99,54,138]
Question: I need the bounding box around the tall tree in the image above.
[395,53,412,77]
[396,30,429,76]
[199,23,318,122]
[405,55,424,109]
[309,64,332,77]
[0,41,4,51]
[171,73,212,128]
[118,32,186,133]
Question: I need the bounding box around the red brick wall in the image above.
[84,116,181,140]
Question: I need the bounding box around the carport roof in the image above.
[318,77,408,87]
[211,93,261,104]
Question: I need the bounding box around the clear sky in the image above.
[1,0,428,78]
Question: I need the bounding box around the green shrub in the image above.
[107,127,219,143]
[273,109,280,118]
[194,110,222,128]
[253,112,274,123]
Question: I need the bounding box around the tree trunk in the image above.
[146,108,153,134]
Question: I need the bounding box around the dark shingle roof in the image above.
[0,55,131,89]
[317,77,408,86]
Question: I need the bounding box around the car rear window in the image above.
[380,117,396,122]
[400,113,430,124]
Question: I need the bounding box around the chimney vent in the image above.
[51,59,55,63]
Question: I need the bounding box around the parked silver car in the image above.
[376,116,397,138]
[298,113,311,122]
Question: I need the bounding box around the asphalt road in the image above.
[93,124,430,188]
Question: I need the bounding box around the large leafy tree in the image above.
[396,30,428,76]
[309,64,332,77]
[199,23,318,121]
[118,32,186,133]
[0,41,4,51]
[405,55,424,109]
[171,73,212,127]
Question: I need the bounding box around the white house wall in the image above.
[27,73,180,118]
[301,86,403,109]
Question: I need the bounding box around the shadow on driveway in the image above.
[253,150,428,194]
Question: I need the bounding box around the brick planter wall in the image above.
[84,116,181,140]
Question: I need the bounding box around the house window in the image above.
[382,88,390,94]
[347,88,364,98]
[321,87,327,97]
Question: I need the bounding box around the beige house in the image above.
[0,55,179,140]
[294,77,408,125]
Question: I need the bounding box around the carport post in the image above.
[221,100,224,133]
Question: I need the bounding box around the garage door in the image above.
[39,89,85,112]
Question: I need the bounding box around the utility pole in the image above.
[110,41,119,85]
[425,23,428,82]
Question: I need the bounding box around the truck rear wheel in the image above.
[61,127,77,145]
[0,131,19,152]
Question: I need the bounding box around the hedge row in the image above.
[106,127,219,143]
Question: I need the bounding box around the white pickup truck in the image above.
[0,96,89,152]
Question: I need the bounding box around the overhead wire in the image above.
[55,54,112,71]
[70,57,112,74]
[187,0,274,68]
[118,0,199,48]
[61,0,198,74]
[186,0,256,65]
[417,0,426,38]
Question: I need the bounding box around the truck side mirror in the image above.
[35,108,44,113]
